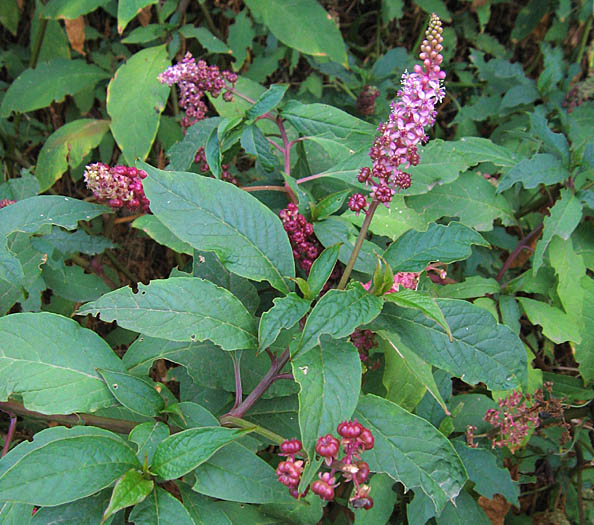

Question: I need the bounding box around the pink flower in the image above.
[362,272,420,294]
[84,163,150,211]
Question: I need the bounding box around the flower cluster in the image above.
[363,271,420,294]
[194,147,238,185]
[0,199,16,209]
[84,163,150,211]
[348,13,445,214]
[158,53,237,129]
[276,421,375,509]
[350,329,377,363]
[279,203,323,274]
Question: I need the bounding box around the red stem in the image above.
[496,224,544,282]
[1,413,17,457]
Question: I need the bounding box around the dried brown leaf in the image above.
[65,16,85,56]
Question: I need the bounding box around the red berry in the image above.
[276,460,301,488]
[351,496,374,509]
[311,480,334,501]
[315,434,340,458]
[280,438,303,455]
[355,461,370,483]
[358,428,374,450]
[337,420,363,438]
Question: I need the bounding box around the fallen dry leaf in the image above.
[478,494,512,525]
[65,16,85,56]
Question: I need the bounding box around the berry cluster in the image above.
[0,199,16,209]
[194,147,238,185]
[84,163,150,211]
[350,329,377,363]
[276,420,375,510]
[348,14,445,214]
[158,52,238,129]
[279,203,323,274]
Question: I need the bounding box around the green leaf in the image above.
[42,261,111,302]
[574,276,594,384]
[40,119,111,192]
[179,25,231,53]
[445,137,519,167]
[371,299,527,390]
[97,369,164,417]
[533,189,583,274]
[281,100,375,150]
[140,163,295,293]
[129,486,193,525]
[0,502,32,525]
[228,10,255,72]
[311,189,350,221]
[549,236,586,319]
[453,442,519,505]
[102,469,153,523]
[151,427,244,480]
[355,394,466,514]
[497,153,570,193]
[529,111,570,166]
[167,117,221,171]
[413,0,451,21]
[241,125,278,170]
[0,312,125,414]
[243,0,347,66]
[353,473,397,524]
[78,277,258,350]
[107,45,170,164]
[315,217,382,274]
[434,276,501,299]
[31,489,112,524]
[132,215,193,255]
[543,371,594,402]
[0,173,40,201]
[378,333,449,414]
[0,426,139,506]
[193,442,293,504]
[306,244,340,299]
[383,222,489,272]
[259,293,311,351]
[117,0,158,32]
[246,84,288,121]
[297,283,383,356]
[32,228,116,257]
[435,489,490,525]
[129,422,170,465]
[408,172,515,231]
[517,297,581,344]
[43,0,111,19]
[0,0,19,36]
[179,484,232,525]
[292,336,361,456]
[0,59,109,117]
[0,196,110,284]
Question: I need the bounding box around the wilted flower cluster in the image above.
[158,52,238,129]
[276,420,375,509]
[349,13,446,214]
[84,163,150,211]
[194,147,238,185]
[0,199,16,209]
[563,73,594,113]
[279,203,323,273]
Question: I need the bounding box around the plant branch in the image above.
[241,185,287,193]
[231,352,243,410]
[337,200,379,289]
[219,416,286,445]
[295,172,328,185]
[496,224,543,282]
[1,412,17,457]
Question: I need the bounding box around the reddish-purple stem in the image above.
[232,353,243,410]
[1,413,17,457]
[496,224,544,282]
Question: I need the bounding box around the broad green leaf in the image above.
[78,277,258,350]
[132,215,193,255]
[435,489,490,525]
[0,173,40,201]
[408,172,515,231]
[0,502,32,525]
[179,483,232,525]
[292,336,361,456]
[315,217,382,274]
[383,222,489,272]
[379,334,446,413]
[384,289,451,339]
[140,163,294,293]
[311,189,350,221]
[246,84,289,120]
[371,299,528,390]
[281,100,374,150]
[208,76,266,119]
[216,501,287,524]
[444,137,518,167]
[533,189,582,274]
[193,442,293,504]
[297,283,383,356]
[549,237,586,319]
[413,0,451,21]
[0,426,139,506]
[98,369,164,417]
[259,293,311,351]
[453,442,519,505]
[543,371,594,402]
[517,297,581,344]
[497,153,570,193]
[31,489,111,524]
[167,117,221,171]
[434,276,501,299]
[574,276,594,384]
[345,195,430,241]
[241,125,278,170]
[179,25,231,53]
[117,0,158,32]
[355,394,466,514]
[37,124,107,190]
[163,401,219,429]
[102,469,153,522]
[0,0,19,36]
[120,24,165,44]
[0,59,109,117]
[151,427,244,480]
[228,9,254,72]
[0,312,125,414]
[42,261,111,302]
[32,228,116,257]
[129,422,170,465]
[42,0,111,19]
[306,244,340,299]
[129,486,193,525]
[353,473,397,524]
[244,0,347,66]
[529,111,570,166]
[0,196,110,284]
[107,45,170,164]
[245,396,300,444]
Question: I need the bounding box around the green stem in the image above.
[220,416,286,445]
[576,14,593,66]
[198,1,224,40]
[105,250,139,284]
[337,200,379,290]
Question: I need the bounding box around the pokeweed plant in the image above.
[0,1,592,524]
